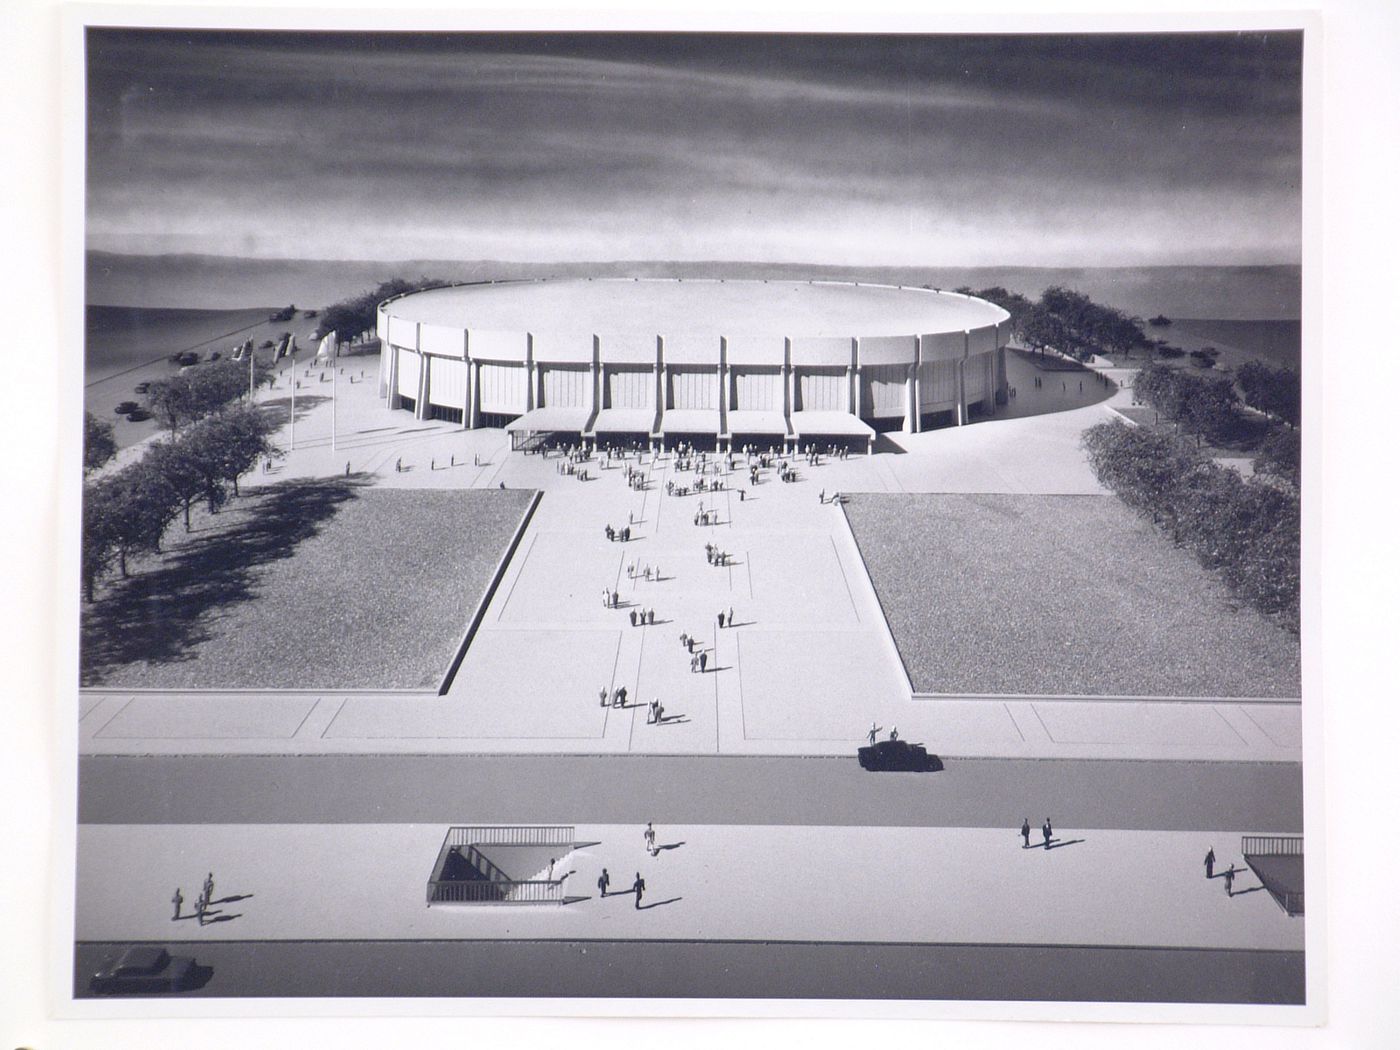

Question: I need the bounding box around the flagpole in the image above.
[289,339,296,451]
[331,336,337,454]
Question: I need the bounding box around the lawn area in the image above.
[843,493,1301,698]
[81,482,535,690]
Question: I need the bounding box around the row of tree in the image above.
[1236,359,1301,427]
[1131,363,1242,446]
[1082,420,1299,631]
[315,276,451,346]
[82,405,279,601]
[962,285,1149,361]
[145,356,276,437]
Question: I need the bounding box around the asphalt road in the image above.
[79,754,1304,831]
[73,939,1305,1003]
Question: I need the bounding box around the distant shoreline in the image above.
[85,250,1302,323]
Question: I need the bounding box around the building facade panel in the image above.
[532,331,594,364]
[395,347,422,399]
[968,325,999,356]
[790,336,854,368]
[605,366,655,409]
[387,315,419,350]
[731,368,782,411]
[420,323,466,359]
[918,359,960,407]
[541,365,590,408]
[725,335,786,366]
[920,330,967,363]
[965,352,991,402]
[662,334,722,366]
[668,366,719,409]
[427,356,468,408]
[857,334,917,366]
[860,364,907,417]
[470,330,530,363]
[796,368,848,412]
[478,361,527,414]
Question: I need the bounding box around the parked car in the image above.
[133,381,150,394]
[89,947,196,994]
[114,400,139,414]
[126,408,152,422]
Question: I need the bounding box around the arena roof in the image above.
[385,279,1006,339]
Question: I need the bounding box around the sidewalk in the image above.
[75,822,1303,952]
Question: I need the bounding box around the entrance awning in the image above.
[789,411,875,439]
[724,410,790,437]
[658,408,722,435]
[589,408,659,435]
[505,406,594,433]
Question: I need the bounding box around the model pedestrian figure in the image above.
[690,654,698,674]
[699,651,708,673]
[1224,865,1236,896]
[644,823,656,853]
[717,611,725,630]
[630,610,638,627]
[1205,847,1216,879]
[203,872,215,903]
[867,722,880,746]
[633,872,646,909]
[194,892,208,926]
[598,868,610,897]
[727,607,734,628]
[171,888,183,921]
[1021,819,1031,849]
[1043,819,1053,849]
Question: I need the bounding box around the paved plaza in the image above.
[78,350,1301,761]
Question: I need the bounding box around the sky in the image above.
[85,30,1304,267]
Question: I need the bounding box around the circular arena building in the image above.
[376,278,1011,452]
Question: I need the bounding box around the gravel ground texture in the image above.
[843,493,1301,698]
[81,483,535,690]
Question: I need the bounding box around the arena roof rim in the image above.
[379,277,1009,340]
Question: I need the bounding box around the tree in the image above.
[145,438,206,530]
[1255,427,1301,488]
[80,483,115,601]
[83,412,116,474]
[145,375,201,436]
[84,461,179,578]
[1237,360,1300,427]
[317,276,450,345]
[145,357,275,436]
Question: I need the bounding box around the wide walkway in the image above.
[75,822,1303,951]
[77,352,1300,762]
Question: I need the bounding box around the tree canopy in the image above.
[83,412,117,474]
[1236,359,1301,427]
[316,276,451,345]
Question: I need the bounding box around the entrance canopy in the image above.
[505,406,594,434]
[789,411,875,440]
[590,408,659,435]
[658,408,722,436]
[724,410,790,437]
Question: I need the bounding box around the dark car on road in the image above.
[857,739,943,772]
[89,946,197,994]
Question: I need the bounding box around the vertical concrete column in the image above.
[386,341,400,409]
[718,336,728,444]
[784,338,795,417]
[903,363,919,434]
[995,344,1009,406]
[468,359,481,429]
[415,354,430,420]
[590,335,601,424]
[467,333,478,428]
[526,334,537,412]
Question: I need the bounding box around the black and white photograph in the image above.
[6,1,1400,1046]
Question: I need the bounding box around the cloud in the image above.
[85,29,1303,266]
